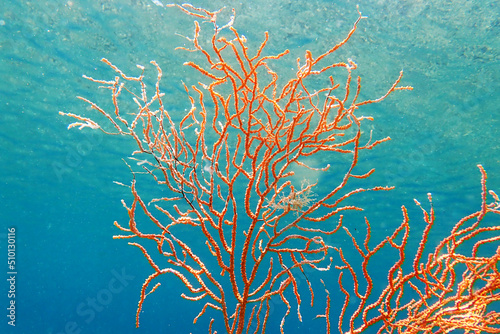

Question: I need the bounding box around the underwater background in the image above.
[0,0,498,333]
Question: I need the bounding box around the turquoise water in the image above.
[0,0,498,333]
